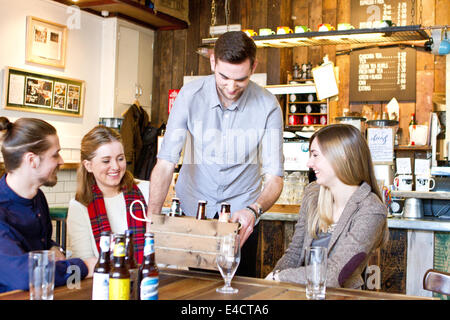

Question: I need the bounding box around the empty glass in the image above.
[305,246,327,300]
[216,233,240,294]
[29,250,56,300]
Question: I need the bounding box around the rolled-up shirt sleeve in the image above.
[157,88,189,164]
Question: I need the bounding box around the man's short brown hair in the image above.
[214,31,257,67]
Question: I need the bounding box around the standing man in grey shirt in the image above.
[147,31,284,277]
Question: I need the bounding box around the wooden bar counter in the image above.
[0,268,433,301]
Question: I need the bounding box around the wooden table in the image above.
[0,268,433,301]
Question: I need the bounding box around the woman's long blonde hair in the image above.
[75,125,135,206]
[305,124,386,243]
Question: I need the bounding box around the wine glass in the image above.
[216,233,240,294]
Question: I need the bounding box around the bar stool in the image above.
[423,269,450,296]
[49,207,68,250]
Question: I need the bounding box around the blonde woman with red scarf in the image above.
[67,125,149,264]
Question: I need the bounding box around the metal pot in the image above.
[403,198,424,219]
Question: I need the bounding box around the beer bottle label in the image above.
[113,243,126,257]
[140,276,158,300]
[144,238,155,256]
[92,272,109,300]
[109,278,130,300]
[99,236,110,252]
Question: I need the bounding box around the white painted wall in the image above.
[0,0,104,160]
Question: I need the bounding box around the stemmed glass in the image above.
[216,233,240,294]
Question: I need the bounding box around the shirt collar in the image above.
[0,174,34,206]
[207,75,252,112]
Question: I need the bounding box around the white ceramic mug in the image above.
[415,175,435,192]
[394,174,413,191]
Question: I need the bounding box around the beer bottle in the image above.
[92,231,111,300]
[218,202,231,222]
[109,234,130,300]
[196,200,207,220]
[169,198,182,217]
[139,233,159,300]
[409,113,417,126]
[125,230,138,300]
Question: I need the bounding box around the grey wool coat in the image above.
[273,181,388,289]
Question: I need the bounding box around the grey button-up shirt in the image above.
[158,75,284,218]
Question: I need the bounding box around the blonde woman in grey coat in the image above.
[266,124,388,289]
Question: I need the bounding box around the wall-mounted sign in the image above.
[367,127,394,164]
[349,47,416,102]
[351,0,413,29]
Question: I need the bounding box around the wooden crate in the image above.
[148,214,239,271]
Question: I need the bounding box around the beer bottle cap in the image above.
[198,200,207,204]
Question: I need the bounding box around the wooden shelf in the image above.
[391,190,450,200]
[395,145,432,151]
[204,25,430,48]
[52,0,188,30]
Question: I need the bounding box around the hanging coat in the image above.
[120,104,149,174]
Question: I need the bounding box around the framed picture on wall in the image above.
[3,66,84,117]
[26,16,67,68]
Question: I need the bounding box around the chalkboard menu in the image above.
[351,0,413,28]
[349,47,416,102]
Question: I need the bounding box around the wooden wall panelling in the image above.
[291,0,309,70]
[416,70,434,125]
[258,220,285,278]
[335,0,351,119]
[198,0,212,75]
[279,0,293,85]
[308,0,323,67]
[159,31,175,125]
[247,0,268,76]
[172,29,187,90]
[406,230,434,297]
[184,0,201,77]
[434,0,450,94]
[151,31,162,125]
[414,0,435,128]
[379,228,407,293]
[266,0,282,84]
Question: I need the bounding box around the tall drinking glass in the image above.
[216,233,240,294]
[28,250,56,300]
[305,246,327,300]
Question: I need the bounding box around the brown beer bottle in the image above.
[109,234,130,300]
[196,200,207,220]
[125,230,138,300]
[92,231,111,300]
[218,202,231,222]
[138,233,159,300]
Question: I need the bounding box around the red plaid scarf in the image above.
[88,183,147,264]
